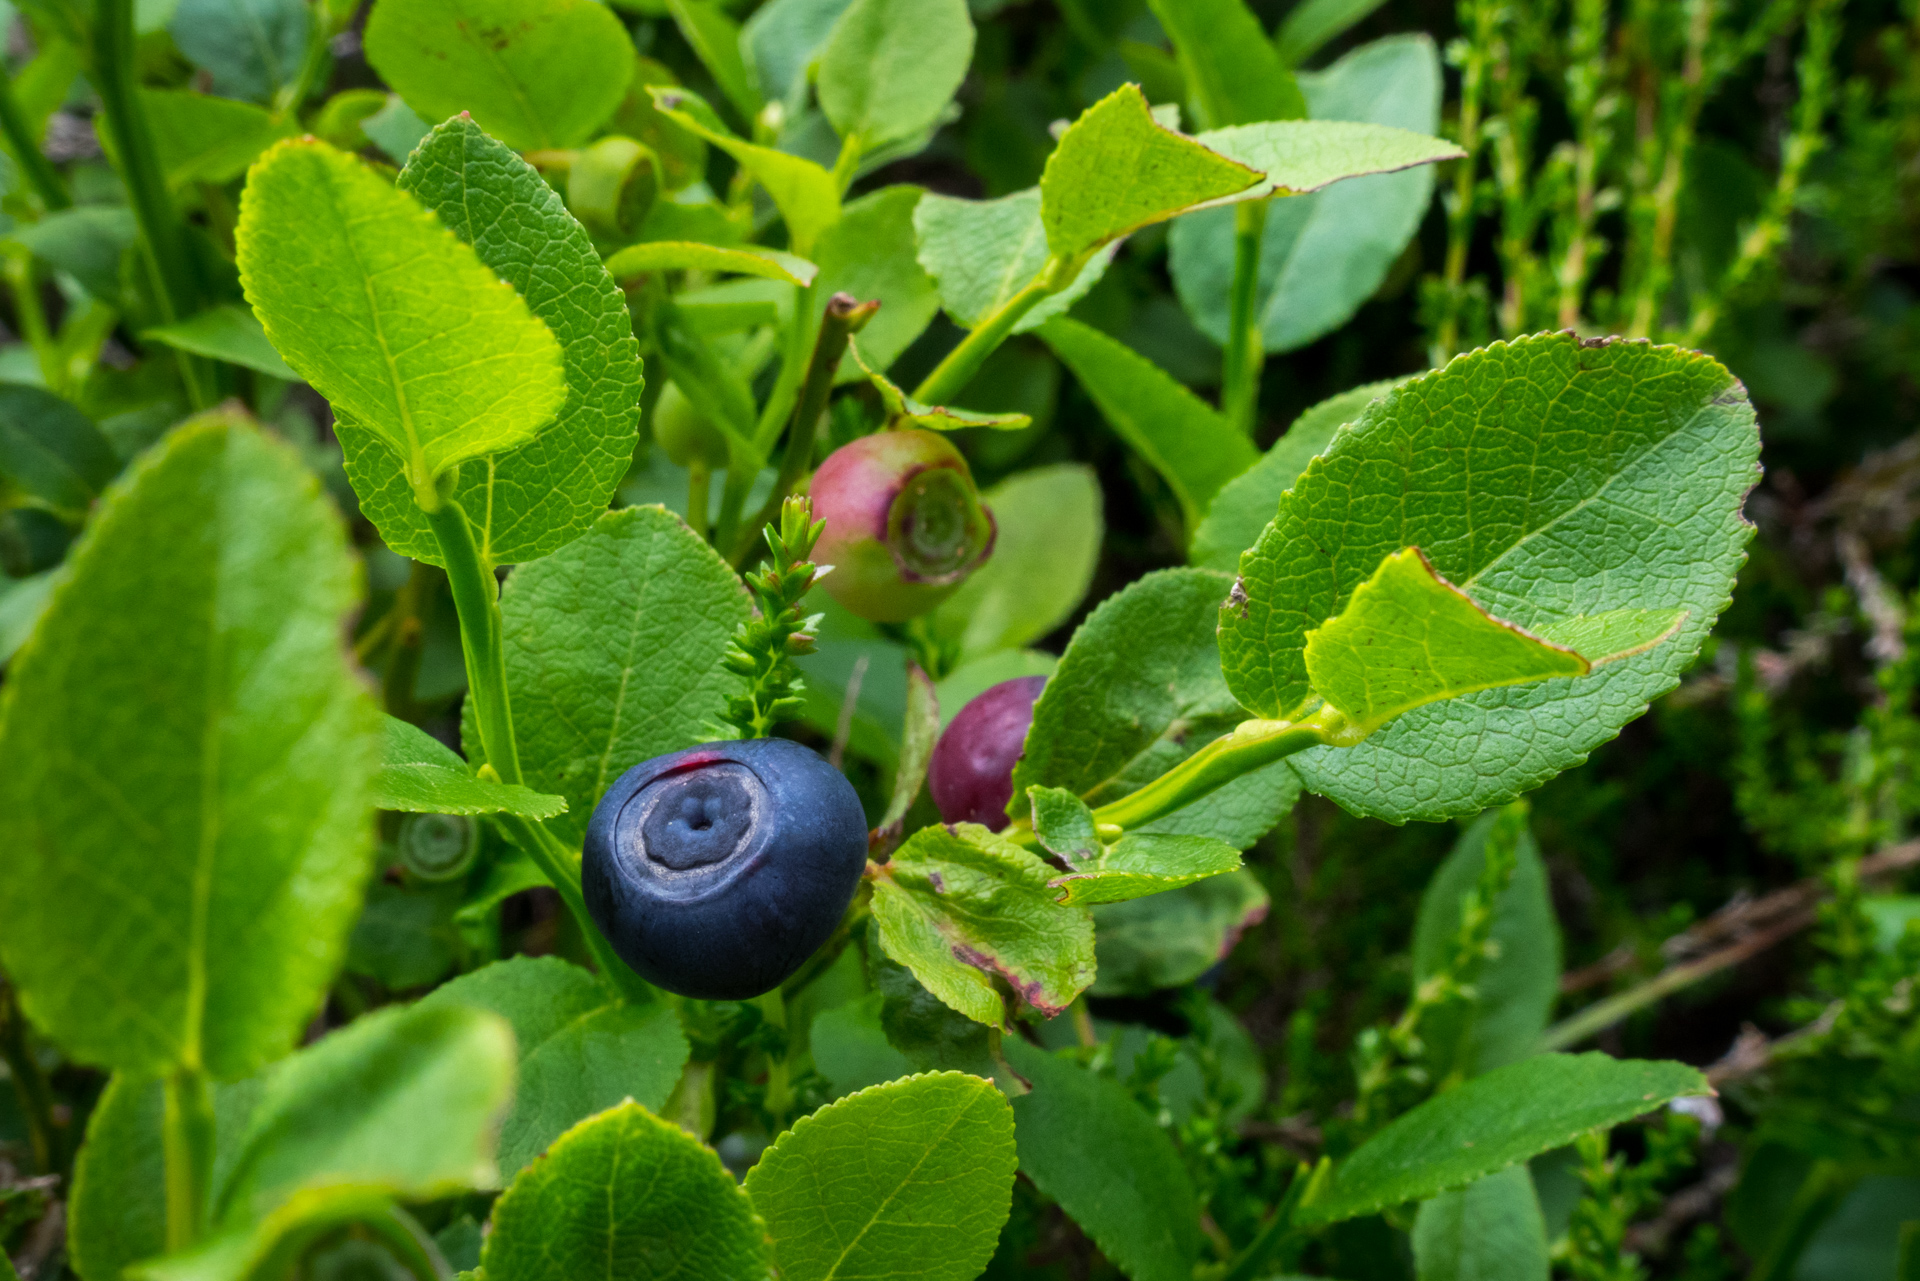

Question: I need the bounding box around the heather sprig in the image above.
[717,495,828,739]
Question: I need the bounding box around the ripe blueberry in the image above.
[809,429,995,622]
[582,737,868,1001]
[927,676,1046,831]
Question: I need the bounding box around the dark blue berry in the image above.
[582,737,869,1000]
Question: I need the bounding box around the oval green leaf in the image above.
[339,117,644,566]
[237,139,567,492]
[0,413,377,1079]
[482,1101,772,1281]
[363,0,634,150]
[744,1072,1016,1281]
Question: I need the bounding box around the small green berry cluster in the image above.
[717,495,827,739]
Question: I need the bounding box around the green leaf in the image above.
[169,0,306,103]
[346,882,461,990]
[1028,785,1101,863]
[928,464,1102,663]
[1304,548,1684,736]
[650,87,841,255]
[141,89,295,187]
[142,305,297,380]
[878,663,942,835]
[813,185,942,379]
[817,0,973,155]
[870,823,1096,1025]
[0,414,377,1079]
[1219,332,1759,821]
[1197,118,1462,202]
[1039,317,1256,535]
[913,188,1111,334]
[1413,807,1562,1077]
[481,1101,772,1281]
[849,338,1030,431]
[1090,870,1269,996]
[363,0,634,149]
[933,650,1056,730]
[665,0,761,123]
[1012,569,1298,849]
[1146,0,1305,129]
[1040,85,1260,263]
[237,139,568,490]
[1026,787,1242,901]
[865,923,999,1079]
[339,116,645,566]
[0,570,54,664]
[1275,0,1392,64]
[1299,1052,1710,1225]
[130,1187,426,1281]
[8,207,137,306]
[0,384,117,515]
[605,240,818,286]
[1171,36,1448,354]
[1191,378,1406,571]
[1412,1166,1551,1281]
[373,716,566,818]
[69,1074,262,1281]
[808,993,913,1099]
[484,506,748,845]
[742,0,854,111]
[215,1002,515,1223]
[744,1072,1015,1281]
[420,956,689,1176]
[1002,1039,1201,1281]
[1050,834,1243,907]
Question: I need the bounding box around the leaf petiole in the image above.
[1084,706,1350,836]
[911,268,1064,407]
[162,1066,216,1250]
[418,493,520,788]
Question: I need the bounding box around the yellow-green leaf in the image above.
[237,139,567,490]
[1039,84,1260,264]
[649,86,841,255]
[1304,547,1686,736]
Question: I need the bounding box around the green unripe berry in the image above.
[652,382,731,469]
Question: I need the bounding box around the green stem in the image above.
[419,495,520,787]
[829,133,863,192]
[754,283,817,453]
[162,1067,216,1251]
[687,461,711,541]
[1080,709,1344,835]
[1221,200,1267,435]
[732,291,877,565]
[491,812,654,1005]
[912,271,1063,407]
[0,66,68,210]
[0,983,60,1174]
[90,0,212,409]
[755,989,792,1129]
[4,249,59,394]
[1219,1160,1324,1281]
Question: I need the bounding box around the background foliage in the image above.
[0,0,1916,1279]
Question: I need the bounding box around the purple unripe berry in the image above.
[809,429,995,623]
[928,676,1046,831]
[583,737,868,1001]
